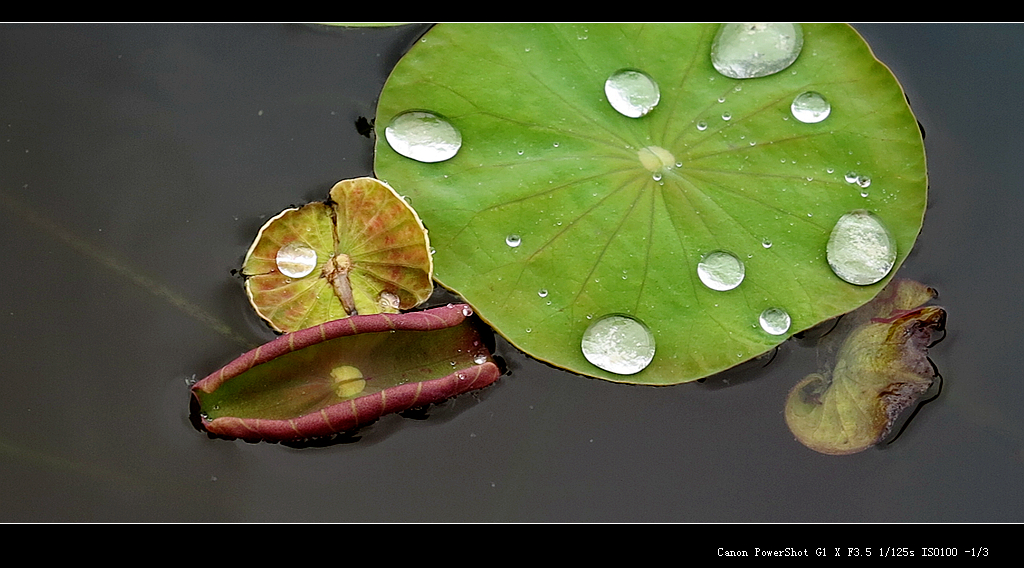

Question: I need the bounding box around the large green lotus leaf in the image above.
[373,24,927,384]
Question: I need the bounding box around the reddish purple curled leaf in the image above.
[192,304,499,442]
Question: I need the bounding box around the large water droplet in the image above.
[759,307,791,335]
[276,242,317,278]
[697,250,745,291]
[581,314,655,375]
[505,234,522,248]
[826,210,897,286]
[710,23,804,79]
[605,69,660,118]
[790,91,831,123]
[384,110,462,163]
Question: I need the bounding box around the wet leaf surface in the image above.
[785,279,945,455]
[242,177,433,332]
[192,304,499,442]
[373,23,927,384]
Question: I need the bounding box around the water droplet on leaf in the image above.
[759,307,792,335]
[710,23,804,79]
[581,314,656,375]
[790,91,831,123]
[604,69,661,118]
[384,110,462,163]
[697,250,745,291]
[505,234,521,248]
[275,242,317,278]
[826,210,897,286]
[377,290,401,311]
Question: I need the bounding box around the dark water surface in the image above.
[1,23,1020,522]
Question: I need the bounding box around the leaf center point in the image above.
[637,145,676,173]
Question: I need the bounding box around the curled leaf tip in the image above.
[785,279,946,455]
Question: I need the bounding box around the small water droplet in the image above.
[860,190,869,198]
[652,172,662,181]
[552,142,559,147]
[718,96,726,103]
[722,111,732,121]
[826,210,897,285]
[505,234,521,248]
[845,171,859,183]
[856,175,871,188]
[538,288,548,298]
[697,250,745,291]
[759,307,791,335]
[384,110,462,163]
[827,167,835,174]
[762,238,773,249]
[581,314,655,375]
[711,23,804,79]
[276,242,317,278]
[473,354,488,365]
[462,306,474,317]
[696,120,708,131]
[377,290,401,311]
[604,68,661,118]
[790,91,831,123]
[517,149,524,155]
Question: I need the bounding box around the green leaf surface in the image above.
[374,23,927,384]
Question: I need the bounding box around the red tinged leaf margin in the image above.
[191,304,500,442]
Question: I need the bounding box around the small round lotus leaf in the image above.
[374,24,927,385]
[242,177,433,332]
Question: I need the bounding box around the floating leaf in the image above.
[192,304,499,442]
[373,23,927,384]
[785,279,945,455]
[242,177,434,332]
